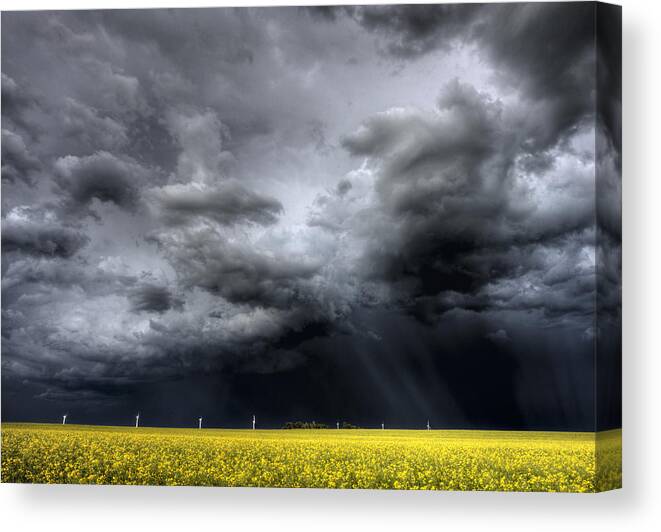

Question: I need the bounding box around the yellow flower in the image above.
[1,423,621,492]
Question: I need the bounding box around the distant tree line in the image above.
[283,421,328,429]
[282,421,361,429]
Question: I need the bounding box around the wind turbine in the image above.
[427,419,431,430]
[198,417,203,429]
[382,422,385,430]
[252,414,256,430]
[62,414,67,425]
[135,412,140,428]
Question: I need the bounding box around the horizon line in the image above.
[0,421,621,434]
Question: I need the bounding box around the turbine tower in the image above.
[252,414,256,430]
[135,412,140,428]
[198,417,203,429]
[382,422,385,430]
[427,419,430,430]
[62,414,67,425]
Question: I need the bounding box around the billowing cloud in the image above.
[149,224,320,309]
[1,73,41,135]
[58,98,129,153]
[165,108,234,185]
[335,80,596,324]
[1,129,41,185]
[54,151,153,215]
[344,3,597,158]
[345,4,480,58]
[148,181,283,226]
[1,207,88,258]
[128,282,183,314]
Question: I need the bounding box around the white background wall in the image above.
[1,0,659,530]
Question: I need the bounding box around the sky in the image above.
[1,3,621,430]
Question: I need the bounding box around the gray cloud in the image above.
[149,225,320,309]
[344,3,597,159]
[1,207,89,258]
[346,4,479,58]
[58,98,129,153]
[54,151,152,216]
[128,282,183,314]
[148,181,283,226]
[1,129,41,185]
[1,73,41,136]
[337,78,596,324]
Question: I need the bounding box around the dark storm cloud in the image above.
[346,3,480,58]
[54,151,152,215]
[150,226,320,308]
[148,181,283,226]
[474,3,596,153]
[303,6,348,22]
[1,207,88,258]
[57,98,130,153]
[2,7,366,406]
[1,73,34,112]
[1,257,136,297]
[95,8,262,71]
[2,74,130,168]
[346,3,596,156]
[1,73,41,135]
[128,282,182,314]
[1,5,617,431]
[336,179,352,196]
[342,80,501,188]
[1,129,41,185]
[338,76,595,323]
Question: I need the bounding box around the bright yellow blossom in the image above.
[0,423,621,492]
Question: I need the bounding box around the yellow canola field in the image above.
[1,423,621,492]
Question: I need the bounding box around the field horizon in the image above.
[1,422,621,434]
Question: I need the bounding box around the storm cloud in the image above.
[336,78,597,326]
[54,151,152,215]
[148,181,283,227]
[1,4,620,430]
[128,282,182,314]
[2,207,89,258]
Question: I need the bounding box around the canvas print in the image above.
[1,2,621,492]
